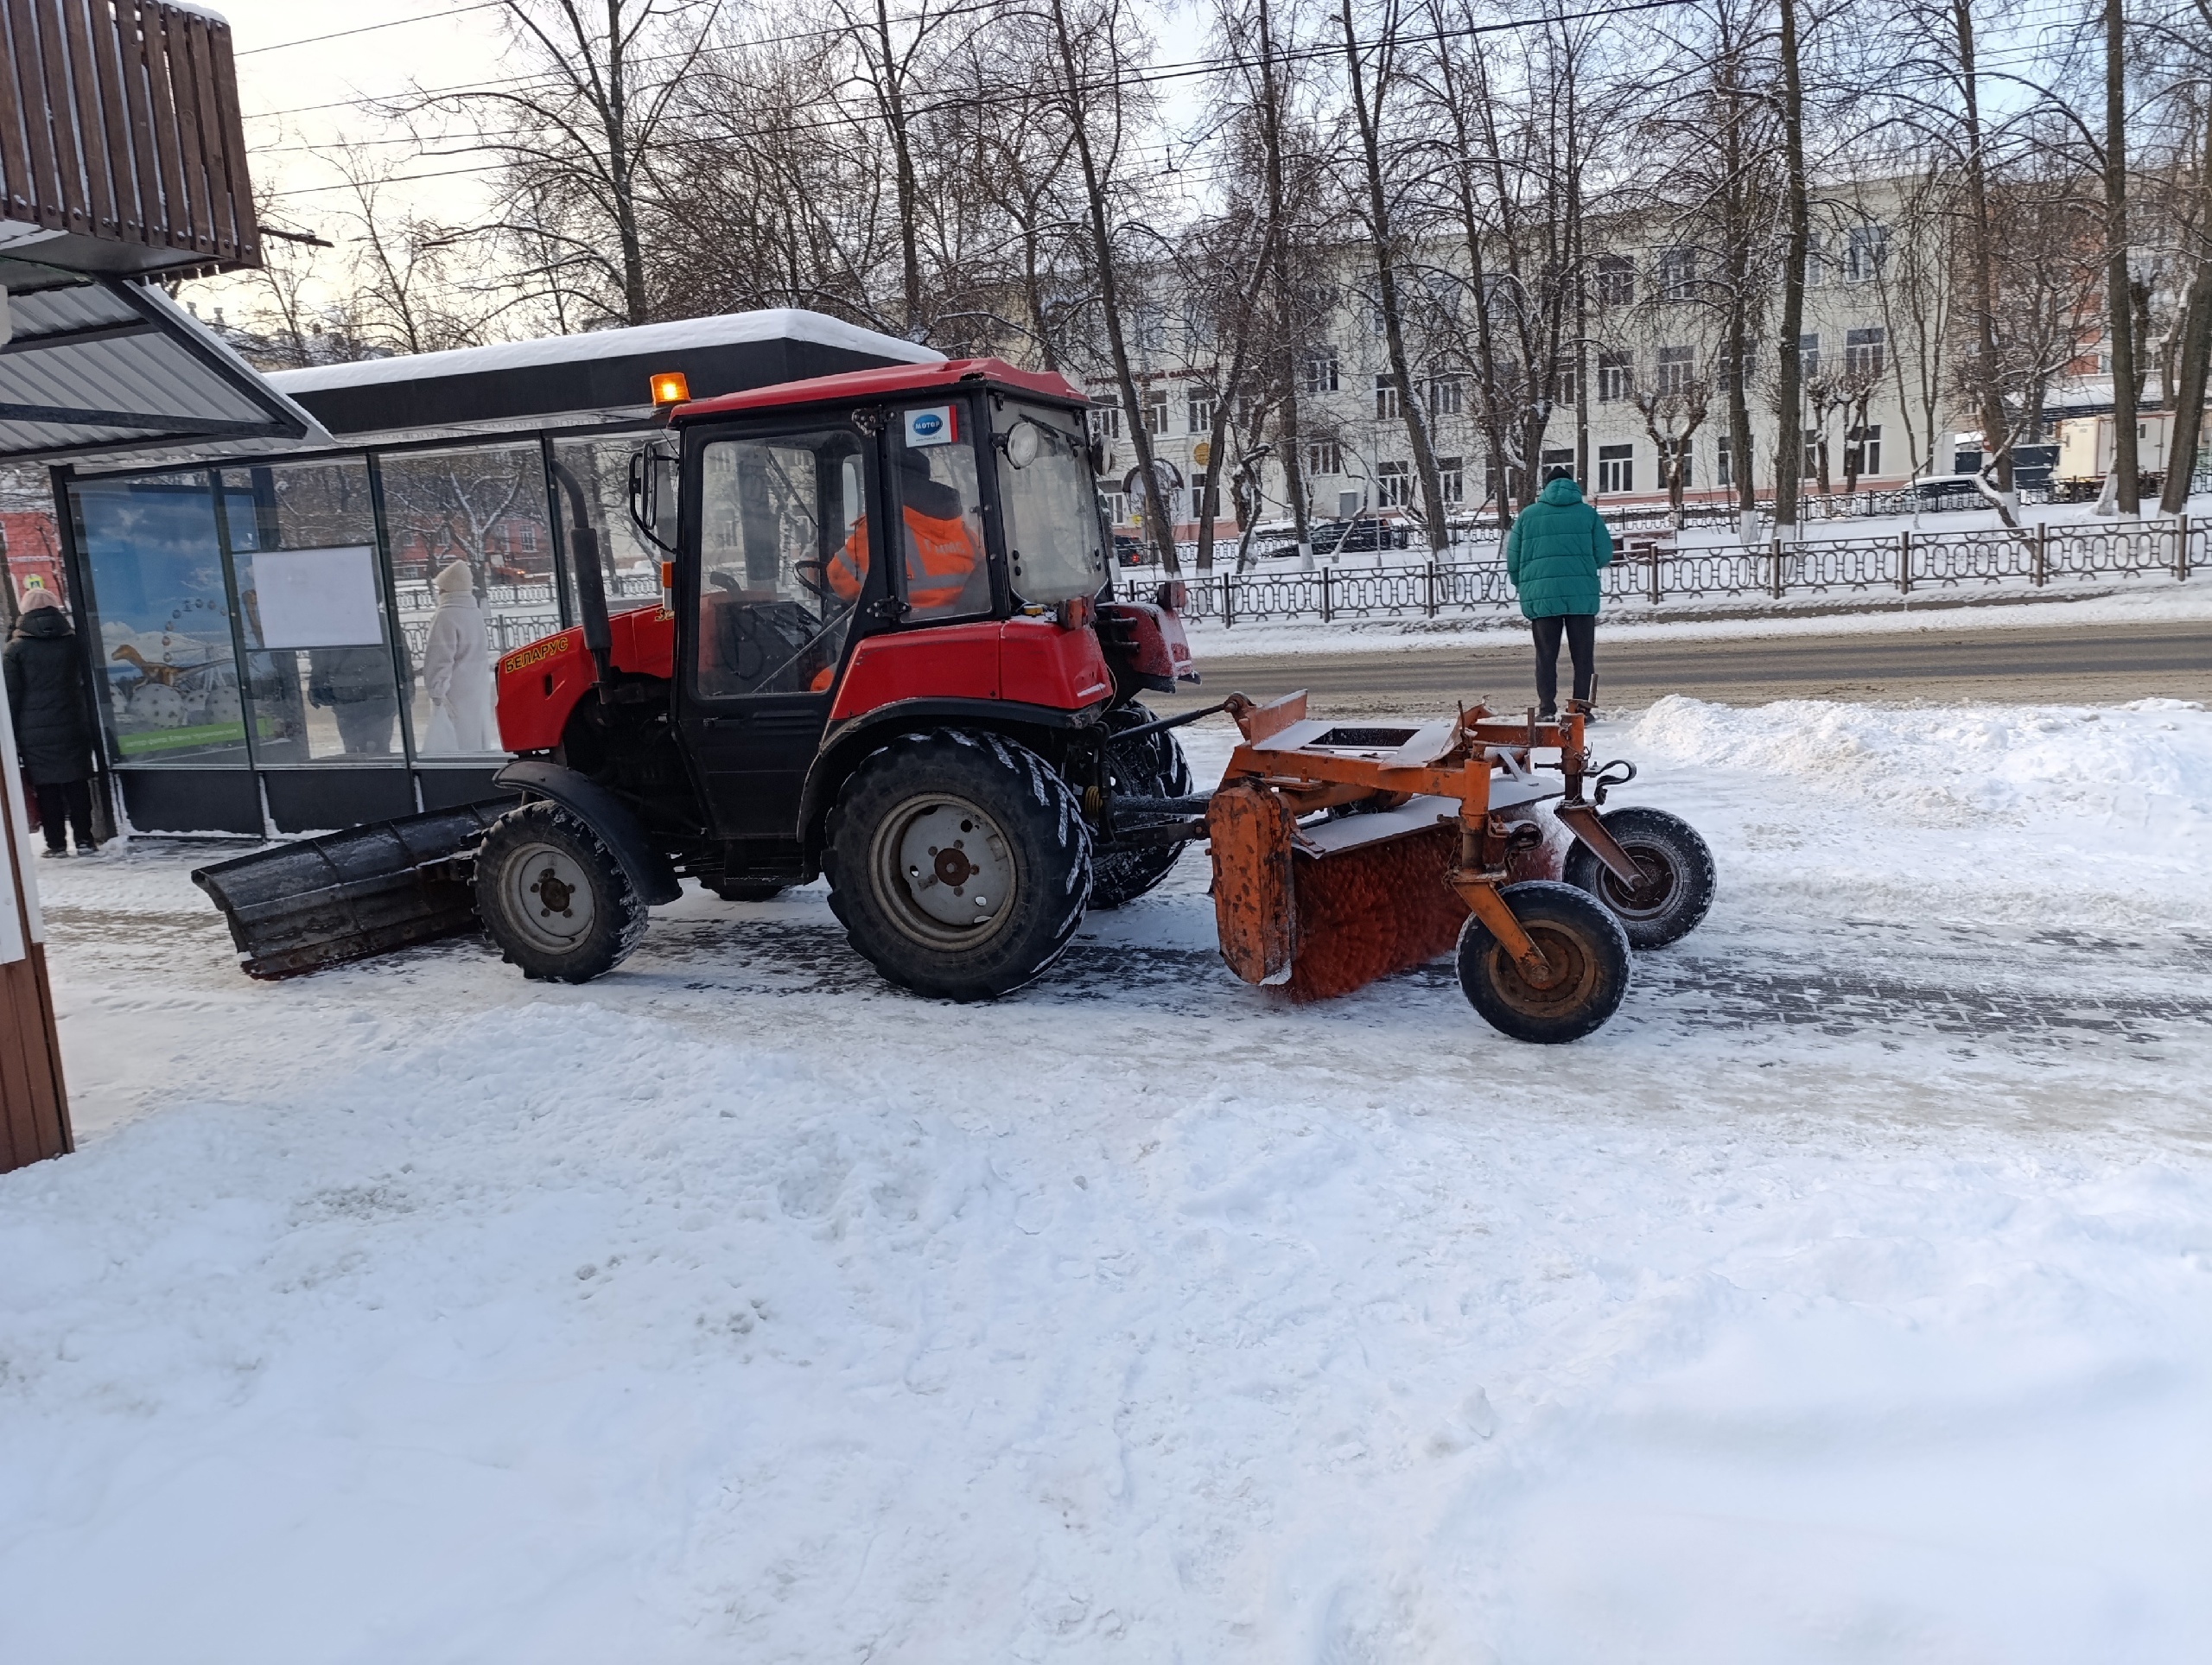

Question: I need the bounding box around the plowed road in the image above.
[1156,618,2211,710]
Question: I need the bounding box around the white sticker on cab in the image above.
[904,405,956,448]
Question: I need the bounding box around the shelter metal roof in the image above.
[0,277,322,463]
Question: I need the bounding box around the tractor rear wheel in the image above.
[825,730,1092,1001]
[1090,701,1194,910]
[1456,880,1630,1044]
[1562,806,1715,949]
[474,800,648,983]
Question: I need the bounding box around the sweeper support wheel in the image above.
[1455,880,1630,1044]
[1561,805,1714,949]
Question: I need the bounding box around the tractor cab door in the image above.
[680,423,881,845]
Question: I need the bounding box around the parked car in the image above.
[1255,512,1414,560]
[1113,531,1149,568]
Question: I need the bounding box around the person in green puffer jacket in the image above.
[1504,467,1613,717]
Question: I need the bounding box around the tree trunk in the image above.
[2160,86,2212,515]
[2105,0,2140,513]
[1254,0,1314,569]
[1048,0,1179,574]
[873,0,925,336]
[1953,0,2010,502]
[1773,0,1809,531]
[1338,0,1450,555]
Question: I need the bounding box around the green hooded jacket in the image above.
[1504,475,1613,619]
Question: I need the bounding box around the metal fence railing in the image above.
[1124,515,2202,627]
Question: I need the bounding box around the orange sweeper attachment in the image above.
[1192,691,1713,1042]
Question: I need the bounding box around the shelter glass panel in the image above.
[378,444,555,759]
[221,461,404,765]
[69,473,249,770]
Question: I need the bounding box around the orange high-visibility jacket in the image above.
[827,505,980,611]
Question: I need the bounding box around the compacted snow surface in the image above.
[3,698,2210,1662]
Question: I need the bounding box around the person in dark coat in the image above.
[3,589,102,855]
[1503,467,1614,718]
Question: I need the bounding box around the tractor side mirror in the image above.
[627,444,679,555]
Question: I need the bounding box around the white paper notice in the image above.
[251,546,385,648]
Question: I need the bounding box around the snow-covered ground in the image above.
[4,699,2211,1662]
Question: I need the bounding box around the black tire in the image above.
[1456,880,1630,1044]
[1561,805,1716,950]
[1090,701,1195,910]
[710,879,786,903]
[824,729,1092,1001]
[474,800,648,983]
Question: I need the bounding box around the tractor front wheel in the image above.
[826,730,1092,1001]
[1562,806,1715,949]
[474,800,648,983]
[1456,880,1630,1044]
[1090,701,1194,910]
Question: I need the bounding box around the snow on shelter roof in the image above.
[265,310,944,440]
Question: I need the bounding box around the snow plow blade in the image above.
[192,804,508,979]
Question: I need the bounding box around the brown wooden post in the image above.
[0,670,71,1174]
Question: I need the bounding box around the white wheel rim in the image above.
[874,793,1017,948]
[505,841,596,951]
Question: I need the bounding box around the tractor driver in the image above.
[823,447,984,616]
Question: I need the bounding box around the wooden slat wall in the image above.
[0,0,259,269]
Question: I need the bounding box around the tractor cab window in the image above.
[695,432,868,698]
[992,402,1108,604]
[888,406,992,622]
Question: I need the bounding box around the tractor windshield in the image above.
[993,403,1108,604]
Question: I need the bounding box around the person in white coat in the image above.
[420,560,499,753]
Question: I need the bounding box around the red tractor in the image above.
[198,357,1714,1042]
[474,358,1199,1000]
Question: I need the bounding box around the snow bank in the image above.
[4,697,2211,1661]
[1619,696,2212,931]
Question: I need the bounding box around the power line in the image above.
[257,0,1695,198]
[235,3,510,57]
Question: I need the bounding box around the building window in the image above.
[1804,435,1828,477]
[1427,374,1462,416]
[1307,439,1342,476]
[1437,455,1464,503]
[1846,423,1883,476]
[1716,434,1732,486]
[1141,391,1167,435]
[1132,308,1166,353]
[1657,245,1697,302]
[1657,346,1695,394]
[1090,397,1122,440]
[1845,327,1886,378]
[520,525,539,553]
[1540,446,1575,483]
[1104,491,1128,523]
[1235,394,1265,434]
[1375,373,1402,420]
[1188,393,1216,434]
[1596,443,1634,494]
[1598,351,1631,404]
[1376,460,1410,507]
[1797,333,1820,379]
[1302,347,1339,394]
[1596,254,1634,308]
[1805,233,1826,289]
[1843,224,1888,283]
